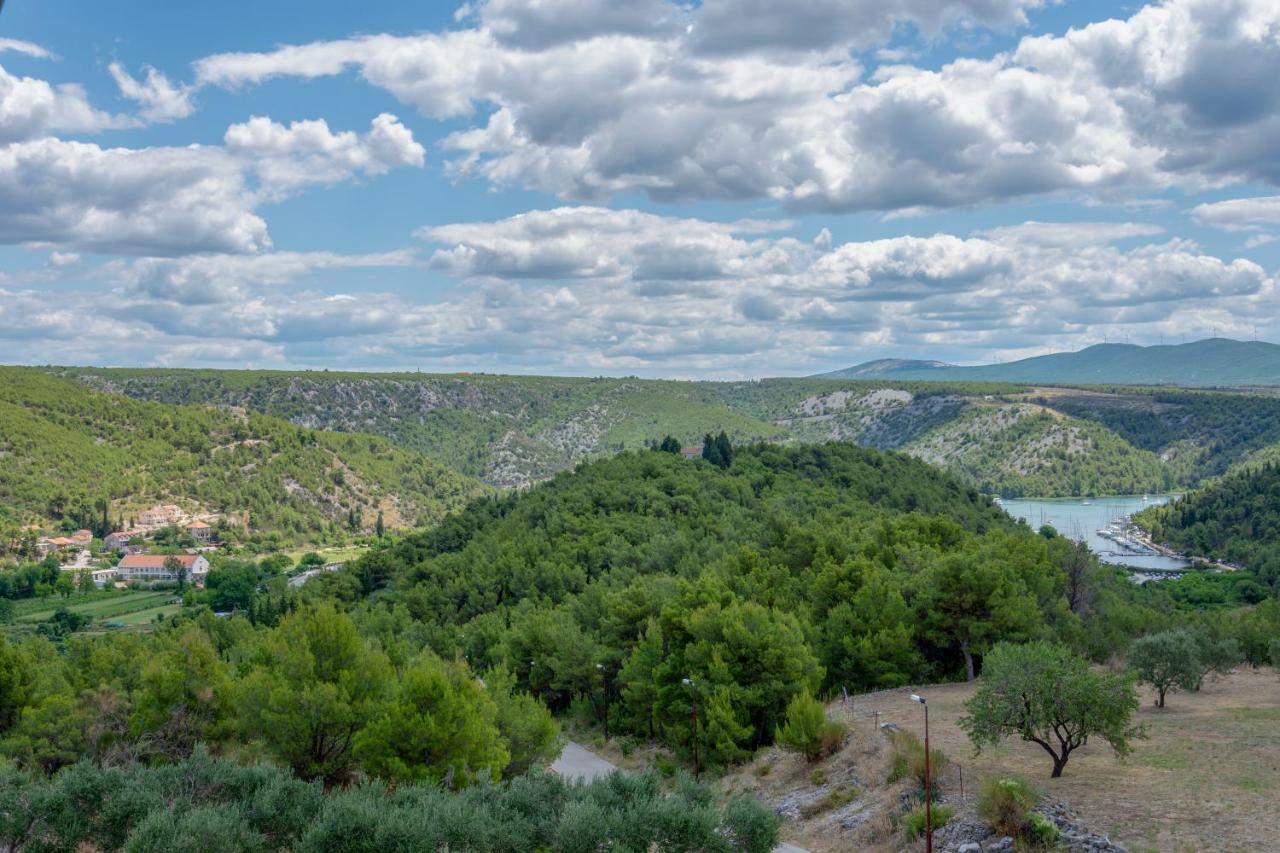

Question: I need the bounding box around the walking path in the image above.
[550,741,810,852]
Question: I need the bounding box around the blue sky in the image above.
[2,0,1279,376]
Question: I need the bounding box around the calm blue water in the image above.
[996,495,1193,571]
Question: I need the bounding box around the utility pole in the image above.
[911,694,932,853]
[596,663,610,740]
[683,677,701,779]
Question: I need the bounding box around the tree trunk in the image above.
[1050,753,1068,778]
[1157,687,1166,708]
[961,642,975,682]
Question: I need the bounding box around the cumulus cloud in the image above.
[1,62,125,142]
[1190,196,1280,230]
[109,62,196,122]
[224,113,425,195]
[187,0,1280,213]
[0,137,269,255]
[688,0,1048,54]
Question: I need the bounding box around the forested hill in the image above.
[324,443,1080,760]
[1135,463,1280,577]
[0,369,486,544]
[818,339,1280,386]
[55,366,1220,498]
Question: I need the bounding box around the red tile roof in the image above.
[118,554,201,568]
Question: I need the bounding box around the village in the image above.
[30,503,219,589]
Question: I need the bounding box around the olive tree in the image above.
[1128,630,1203,708]
[960,641,1143,778]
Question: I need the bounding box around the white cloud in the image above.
[1191,196,1280,230]
[188,0,1280,213]
[48,251,80,267]
[109,62,196,122]
[1,62,125,142]
[0,137,269,255]
[224,113,425,195]
[0,38,51,59]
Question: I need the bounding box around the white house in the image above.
[102,553,210,586]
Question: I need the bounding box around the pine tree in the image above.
[701,433,722,467]
[375,510,385,538]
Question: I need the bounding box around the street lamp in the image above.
[910,694,932,853]
[682,677,701,778]
[597,663,610,740]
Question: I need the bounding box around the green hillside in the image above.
[53,366,1213,498]
[0,369,487,546]
[818,339,1280,386]
[1135,463,1280,577]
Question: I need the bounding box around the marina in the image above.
[995,494,1195,572]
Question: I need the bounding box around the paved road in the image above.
[550,740,619,783]
[549,742,810,852]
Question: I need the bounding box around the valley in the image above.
[53,368,1280,502]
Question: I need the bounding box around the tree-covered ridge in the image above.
[0,369,487,544]
[1039,387,1280,481]
[315,443,1092,764]
[1135,462,1280,572]
[55,365,1229,498]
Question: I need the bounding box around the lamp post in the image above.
[682,677,701,779]
[597,663,610,740]
[910,694,932,853]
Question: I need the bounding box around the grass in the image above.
[107,603,181,627]
[16,591,174,623]
[841,669,1280,853]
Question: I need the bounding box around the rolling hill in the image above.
[48,366,1280,499]
[817,339,1280,386]
[0,369,487,545]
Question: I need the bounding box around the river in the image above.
[996,494,1194,571]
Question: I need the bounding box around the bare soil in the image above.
[722,668,1280,853]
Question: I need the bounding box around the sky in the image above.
[2,0,1279,378]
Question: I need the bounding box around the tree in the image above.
[0,637,34,734]
[916,553,1043,681]
[658,436,681,454]
[131,625,231,759]
[775,691,827,761]
[484,666,558,777]
[701,433,721,467]
[714,431,733,468]
[354,655,508,787]
[205,562,260,612]
[1128,630,1204,708]
[237,605,392,785]
[375,511,385,539]
[960,641,1142,778]
[163,555,188,591]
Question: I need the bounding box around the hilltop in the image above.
[51,367,1220,498]
[0,369,487,546]
[817,339,1280,387]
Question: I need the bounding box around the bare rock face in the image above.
[934,798,1126,853]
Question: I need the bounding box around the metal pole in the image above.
[924,703,932,853]
[691,697,700,779]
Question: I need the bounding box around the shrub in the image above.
[976,776,1038,837]
[123,805,266,853]
[886,730,949,798]
[798,784,860,818]
[900,803,954,840]
[722,793,781,853]
[652,753,677,778]
[1268,638,1280,668]
[776,691,829,761]
[1026,812,1060,845]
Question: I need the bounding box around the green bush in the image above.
[976,776,1038,837]
[886,729,949,798]
[900,803,954,840]
[722,793,781,853]
[776,691,833,761]
[1026,812,1061,845]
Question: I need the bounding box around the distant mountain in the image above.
[815,339,1280,387]
[816,358,953,378]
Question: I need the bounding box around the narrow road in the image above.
[549,740,618,783]
[550,741,810,852]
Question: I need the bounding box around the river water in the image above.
[996,495,1194,571]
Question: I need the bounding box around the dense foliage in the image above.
[0,749,778,853]
[62,365,1247,498]
[0,369,486,548]
[1135,462,1280,574]
[308,444,1100,765]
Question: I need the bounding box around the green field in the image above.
[106,602,182,627]
[14,590,176,624]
